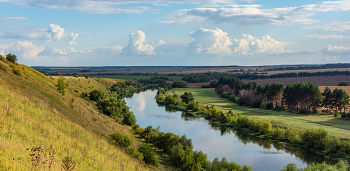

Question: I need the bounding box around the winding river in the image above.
[124,89,334,171]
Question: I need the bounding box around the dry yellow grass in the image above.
[0,60,147,171]
[319,86,350,95]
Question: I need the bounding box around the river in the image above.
[124,89,334,171]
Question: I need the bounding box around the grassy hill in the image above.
[0,60,147,170]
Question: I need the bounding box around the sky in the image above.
[0,0,350,66]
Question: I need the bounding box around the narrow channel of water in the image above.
[124,89,334,171]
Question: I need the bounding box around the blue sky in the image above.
[0,0,349,66]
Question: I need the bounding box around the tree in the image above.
[6,53,18,64]
[56,71,68,95]
[181,92,194,104]
[85,75,89,79]
[322,87,334,113]
[333,88,350,113]
[122,111,137,126]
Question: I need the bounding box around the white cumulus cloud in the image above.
[38,46,69,56]
[67,33,79,45]
[321,45,350,54]
[232,34,286,54]
[161,1,350,25]
[186,28,233,55]
[47,24,64,41]
[0,41,45,59]
[306,34,350,39]
[120,30,155,56]
[311,21,350,31]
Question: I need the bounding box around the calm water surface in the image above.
[124,89,333,171]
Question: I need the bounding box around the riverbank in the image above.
[166,88,350,140]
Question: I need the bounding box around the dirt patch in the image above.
[243,76,350,86]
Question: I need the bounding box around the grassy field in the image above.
[90,74,183,81]
[167,88,350,139]
[0,60,148,170]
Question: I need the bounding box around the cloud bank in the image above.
[161,1,350,25]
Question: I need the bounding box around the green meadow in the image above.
[167,88,350,139]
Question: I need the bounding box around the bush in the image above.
[12,68,21,76]
[0,55,6,62]
[127,147,144,161]
[138,144,159,166]
[122,112,137,126]
[338,82,349,86]
[89,89,107,101]
[228,95,239,103]
[109,132,133,148]
[0,63,7,72]
[266,102,274,109]
[301,128,329,150]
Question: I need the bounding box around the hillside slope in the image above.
[0,60,147,170]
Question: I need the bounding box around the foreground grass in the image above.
[91,74,183,81]
[167,88,350,139]
[0,60,147,170]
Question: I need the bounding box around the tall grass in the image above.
[0,62,147,170]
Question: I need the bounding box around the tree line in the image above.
[181,70,350,83]
[211,76,350,114]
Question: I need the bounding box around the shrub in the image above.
[138,144,159,166]
[0,63,7,72]
[260,121,272,134]
[122,112,137,126]
[228,95,239,103]
[338,82,349,86]
[127,147,144,161]
[109,132,133,148]
[301,128,329,150]
[266,102,274,109]
[273,127,286,139]
[0,55,6,62]
[12,68,21,76]
[89,89,106,101]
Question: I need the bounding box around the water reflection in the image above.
[124,89,336,171]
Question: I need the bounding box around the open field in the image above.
[243,76,350,86]
[0,60,147,170]
[167,88,350,139]
[33,65,350,76]
[91,74,183,81]
[263,68,350,75]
